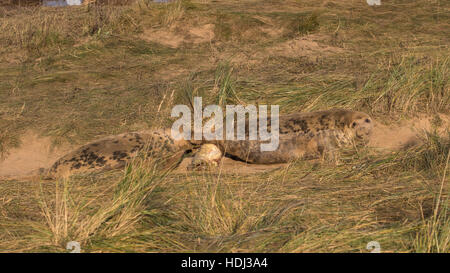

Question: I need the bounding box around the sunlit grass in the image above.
[0,0,449,253]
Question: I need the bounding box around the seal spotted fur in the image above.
[207,108,373,163]
[45,129,191,178]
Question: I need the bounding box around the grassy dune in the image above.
[0,0,448,252]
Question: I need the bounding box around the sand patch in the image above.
[369,114,449,151]
[142,29,185,48]
[0,132,71,179]
[264,35,344,59]
[224,34,345,67]
[188,24,215,44]
[175,156,287,175]
[141,24,214,48]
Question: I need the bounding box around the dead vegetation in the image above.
[0,0,449,252]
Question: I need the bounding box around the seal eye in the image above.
[352,122,357,128]
[365,118,371,123]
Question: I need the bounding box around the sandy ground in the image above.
[0,114,448,180]
[141,23,215,48]
[0,132,70,179]
[368,114,449,150]
[174,156,288,174]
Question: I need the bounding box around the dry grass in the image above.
[0,0,449,252]
[1,132,447,252]
[158,0,184,26]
